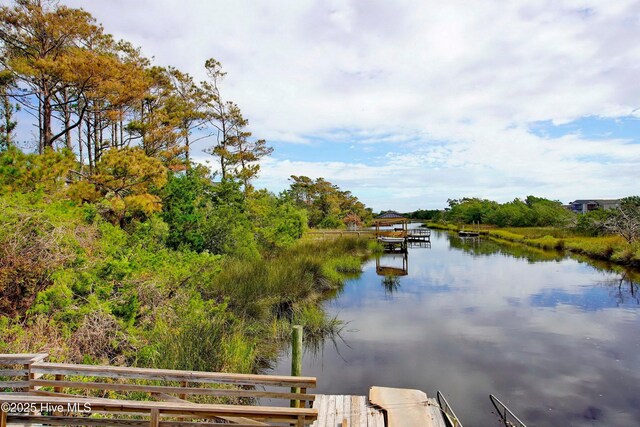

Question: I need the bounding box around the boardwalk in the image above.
[370,387,446,427]
[311,395,384,427]
[312,387,448,427]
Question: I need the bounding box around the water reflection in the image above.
[380,275,401,295]
[272,230,640,427]
[375,252,409,276]
[375,249,413,295]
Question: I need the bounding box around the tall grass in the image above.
[145,237,378,374]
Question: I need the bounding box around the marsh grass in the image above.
[147,237,377,374]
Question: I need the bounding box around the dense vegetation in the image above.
[0,188,377,369]
[0,0,376,373]
[423,196,640,268]
[435,196,574,227]
[286,175,373,228]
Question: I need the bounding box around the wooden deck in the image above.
[311,395,384,427]
[312,387,448,427]
[370,387,446,427]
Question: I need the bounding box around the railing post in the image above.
[150,409,160,427]
[290,325,303,408]
[54,374,64,393]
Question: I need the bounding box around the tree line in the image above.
[407,196,640,243]
[0,0,371,231]
[0,0,270,185]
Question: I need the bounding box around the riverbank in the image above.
[0,194,379,375]
[425,222,640,268]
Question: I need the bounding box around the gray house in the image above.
[569,199,621,214]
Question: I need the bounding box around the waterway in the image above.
[272,229,640,426]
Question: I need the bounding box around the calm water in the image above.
[272,230,640,426]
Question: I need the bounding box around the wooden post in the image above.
[179,381,187,400]
[54,374,64,393]
[290,325,303,408]
[23,363,30,392]
[150,409,160,427]
[1,407,7,427]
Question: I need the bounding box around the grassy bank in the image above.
[426,222,640,268]
[0,193,379,375]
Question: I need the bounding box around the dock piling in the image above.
[291,325,303,408]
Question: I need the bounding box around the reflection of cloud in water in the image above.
[272,232,640,426]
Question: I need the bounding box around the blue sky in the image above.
[7,0,640,211]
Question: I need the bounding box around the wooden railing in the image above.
[0,354,317,427]
[306,230,375,238]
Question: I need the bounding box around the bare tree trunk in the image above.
[85,117,93,174]
[42,87,53,150]
[93,108,99,163]
[78,121,83,167]
[63,88,72,150]
[38,95,44,154]
[120,116,124,148]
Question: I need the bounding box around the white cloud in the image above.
[21,0,640,209]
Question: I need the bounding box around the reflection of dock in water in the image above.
[376,252,409,276]
[407,228,431,242]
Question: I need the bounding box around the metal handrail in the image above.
[490,394,527,427]
[436,390,464,427]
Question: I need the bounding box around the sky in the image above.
[10,0,640,211]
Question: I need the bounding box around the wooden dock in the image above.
[312,387,448,427]
[370,386,446,427]
[311,395,384,427]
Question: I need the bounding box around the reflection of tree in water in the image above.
[300,316,350,362]
[447,233,565,263]
[381,274,401,295]
[603,272,640,306]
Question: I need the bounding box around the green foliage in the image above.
[0,194,86,317]
[160,168,211,251]
[286,175,372,228]
[0,146,75,195]
[574,209,610,236]
[447,197,498,223]
[407,209,443,221]
[444,196,573,227]
[248,189,307,251]
[0,0,379,377]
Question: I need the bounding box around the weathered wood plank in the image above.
[0,354,48,365]
[150,393,268,427]
[310,395,384,427]
[326,395,336,427]
[30,379,315,401]
[30,363,316,388]
[0,394,317,422]
[426,398,447,427]
[150,409,160,427]
[369,386,445,427]
[335,395,344,426]
[0,371,28,377]
[342,395,350,427]
[312,394,326,427]
[6,416,267,427]
[367,404,384,427]
[348,396,359,427]
[0,382,26,388]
